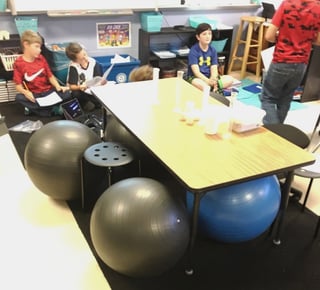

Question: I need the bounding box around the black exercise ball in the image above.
[90,177,190,277]
[24,120,100,200]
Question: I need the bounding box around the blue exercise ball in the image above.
[25,120,100,200]
[90,177,190,278]
[186,175,281,243]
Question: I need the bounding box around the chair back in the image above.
[263,123,311,149]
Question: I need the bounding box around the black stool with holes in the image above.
[81,142,134,209]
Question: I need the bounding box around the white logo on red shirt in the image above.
[24,69,44,82]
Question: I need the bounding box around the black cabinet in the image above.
[300,45,320,102]
[138,26,233,74]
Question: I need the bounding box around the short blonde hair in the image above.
[20,30,42,48]
[129,65,154,82]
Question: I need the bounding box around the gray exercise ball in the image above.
[24,120,100,200]
[90,177,190,278]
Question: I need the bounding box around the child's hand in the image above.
[25,91,36,103]
[62,86,70,92]
[100,79,107,86]
[209,77,219,92]
[56,85,70,93]
[79,84,87,91]
[213,81,218,92]
[208,78,216,87]
[208,78,218,92]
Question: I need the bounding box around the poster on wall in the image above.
[96,22,131,49]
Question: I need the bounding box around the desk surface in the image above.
[91,78,315,192]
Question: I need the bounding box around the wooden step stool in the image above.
[228,16,266,80]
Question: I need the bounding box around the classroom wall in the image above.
[0,7,262,58]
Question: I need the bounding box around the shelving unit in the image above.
[0,80,18,103]
[0,34,21,103]
[138,26,233,74]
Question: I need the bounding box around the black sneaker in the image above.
[83,101,95,112]
[51,105,63,116]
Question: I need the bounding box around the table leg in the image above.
[80,157,86,210]
[101,106,107,140]
[314,217,320,238]
[272,170,294,245]
[107,166,112,187]
[185,191,204,275]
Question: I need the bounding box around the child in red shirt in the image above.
[13,30,71,116]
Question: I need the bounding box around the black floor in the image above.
[2,101,320,290]
[0,101,62,163]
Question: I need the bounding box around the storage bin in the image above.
[189,16,218,30]
[211,39,228,53]
[93,54,141,83]
[15,16,38,36]
[0,47,22,72]
[140,12,163,32]
[0,54,21,71]
[42,42,70,85]
[0,0,7,12]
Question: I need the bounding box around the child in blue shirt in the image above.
[187,23,233,92]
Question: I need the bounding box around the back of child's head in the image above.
[195,23,212,35]
[129,65,153,82]
[65,42,83,62]
[21,30,42,48]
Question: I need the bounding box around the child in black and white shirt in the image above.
[65,42,106,111]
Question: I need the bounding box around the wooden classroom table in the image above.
[91,77,315,273]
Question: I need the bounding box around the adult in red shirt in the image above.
[260,0,320,124]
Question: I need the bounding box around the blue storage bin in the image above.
[43,42,71,85]
[0,0,7,11]
[189,16,218,30]
[140,12,163,32]
[211,39,228,53]
[93,54,141,83]
[15,16,38,36]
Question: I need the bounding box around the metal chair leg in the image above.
[297,176,320,239]
[301,178,314,212]
[314,217,320,239]
[107,166,112,187]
